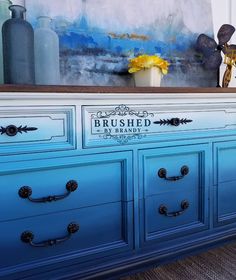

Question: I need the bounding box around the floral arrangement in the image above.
[128,54,170,74]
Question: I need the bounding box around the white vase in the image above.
[34,16,60,85]
[134,67,162,87]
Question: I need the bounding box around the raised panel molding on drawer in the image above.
[139,144,209,245]
[214,141,236,226]
[0,106,75,155]
[83,104,236,148]
[0,151,133,222]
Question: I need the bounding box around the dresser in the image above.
[1,86,236,280]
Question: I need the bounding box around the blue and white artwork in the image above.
[25,0,216,86]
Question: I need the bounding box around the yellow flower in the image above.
[128,54,170,74]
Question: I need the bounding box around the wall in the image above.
[211,0,236,86]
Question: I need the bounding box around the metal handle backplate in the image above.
[159,200,190,217]
[153,118,193,127]
[0,125,38,136]
[18,180,78,203]
[21,222,79,247]
[158,166,189,181]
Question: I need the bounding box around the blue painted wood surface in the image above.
[0,152,132,222]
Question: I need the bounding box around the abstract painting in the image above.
[25,0,216,86]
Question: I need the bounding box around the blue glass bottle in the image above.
[34,16,60,85]
[0,0,11,84]
[2,4,35,84]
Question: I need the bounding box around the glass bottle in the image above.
[34,16,60,85]
[0,0,11,84]
[2,4,35,84]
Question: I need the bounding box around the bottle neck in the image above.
[37,16,51,28]
[9,5,26,19]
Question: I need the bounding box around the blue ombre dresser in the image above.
[0,86,236,279]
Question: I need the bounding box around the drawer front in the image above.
[83,104,236,147]
[0,152,132,222]
[216,181,236,226]
[0,106,75,155]
[143,190,206,242]
[214,141,236,225]
[139,145,206,198]
[214,141,236,184]
[0,202,133,277]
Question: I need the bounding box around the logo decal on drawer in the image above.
[89,104,154,144]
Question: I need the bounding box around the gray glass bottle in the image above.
[2,4,35,84]
[34,16,60,85]
[0,0,11,84]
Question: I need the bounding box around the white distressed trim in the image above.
[1,92,236,103]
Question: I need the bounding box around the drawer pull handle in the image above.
[21,222,79,247]
[18,180,78,203]
[0,125,38,136]
[154,118,192,127]
[159,200,190,217]
[158,165,189,181]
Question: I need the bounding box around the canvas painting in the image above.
[25,0,216,86]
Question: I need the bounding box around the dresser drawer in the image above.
[214,141,236,184]
[139,145,207,198]
[142,189,207,243]
[214,141,236,226]
[0,152,132,222]
[0,106,75,155]
[83,104,236,147]
[0,202,133,277]
[215,181,236,226]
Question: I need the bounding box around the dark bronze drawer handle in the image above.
[159,200,190,217]
[18,180,78,203]
[21,222,79,247]
[153,118,193,127]
[0,125,38,136]
[158,165,189,181]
